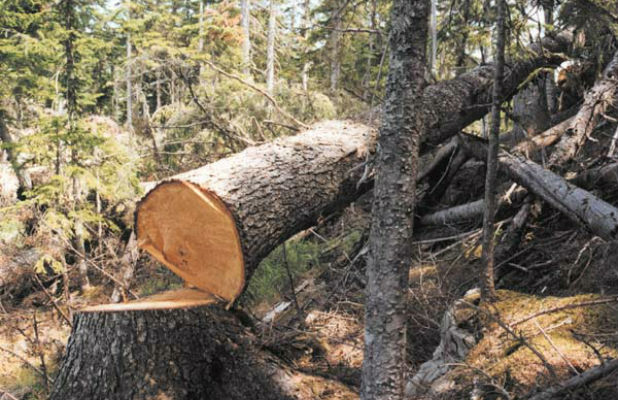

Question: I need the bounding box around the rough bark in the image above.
[511,79,551,142]
[50,305,356,400]
[460,134,618,240]
[421,30,572,150]
[137,121,376,303]
[480,0,506,301]
[361,0,429,398]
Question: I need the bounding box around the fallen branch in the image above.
[460,133,618,240]
[548,51,618,166]
[0,344,52,383]
[527,358,618,400]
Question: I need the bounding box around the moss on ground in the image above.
[435,290,618,399]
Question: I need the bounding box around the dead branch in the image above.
[33,310,50,393]
[0,344,52,383]
[33,275,72,327]
[548,51,618,166]
[527,358,618,400]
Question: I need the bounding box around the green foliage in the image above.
[242,237,323,307]
[242,230,362,308]
[34,254,63,275]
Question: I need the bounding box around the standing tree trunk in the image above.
[198,0,204,53]
[329,6,341,92]
[241,0,251,76]
[301,0,310,91]
[266,0,276,95]
[112,65,121,121]
[455,0,471,74]
[125,6,133,130]
[480,0,506,302]
[360,0,429,399]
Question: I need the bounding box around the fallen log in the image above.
[49,304,357,400]
[422,30,572,149]
[549,51,618,166]
[419,187,527,226]
[129,120,376,307]
[460,134,618,240]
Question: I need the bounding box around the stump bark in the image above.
[49,305,356,400]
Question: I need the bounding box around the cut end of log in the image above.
[80,288,217,312]
[136,180,245,303]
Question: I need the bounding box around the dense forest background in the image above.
[2,0,618,398]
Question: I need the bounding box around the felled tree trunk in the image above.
[49,305,356,400]
[421,30,572,149]
[136,121,376,304]
[460,134,618,240]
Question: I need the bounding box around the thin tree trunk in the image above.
[198,0,205,80]
[301,0,310,91]
[126,17,133,129]
[361,0,429,398]
[241,0,251,76]
[198,0,204,53]
[543,0,558,114]
[155,68,162,111]
[480,0,506,301]
[455,0,471,74]
[112,65,121,121]
[329,7,341,92]
[266,0,276,95]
